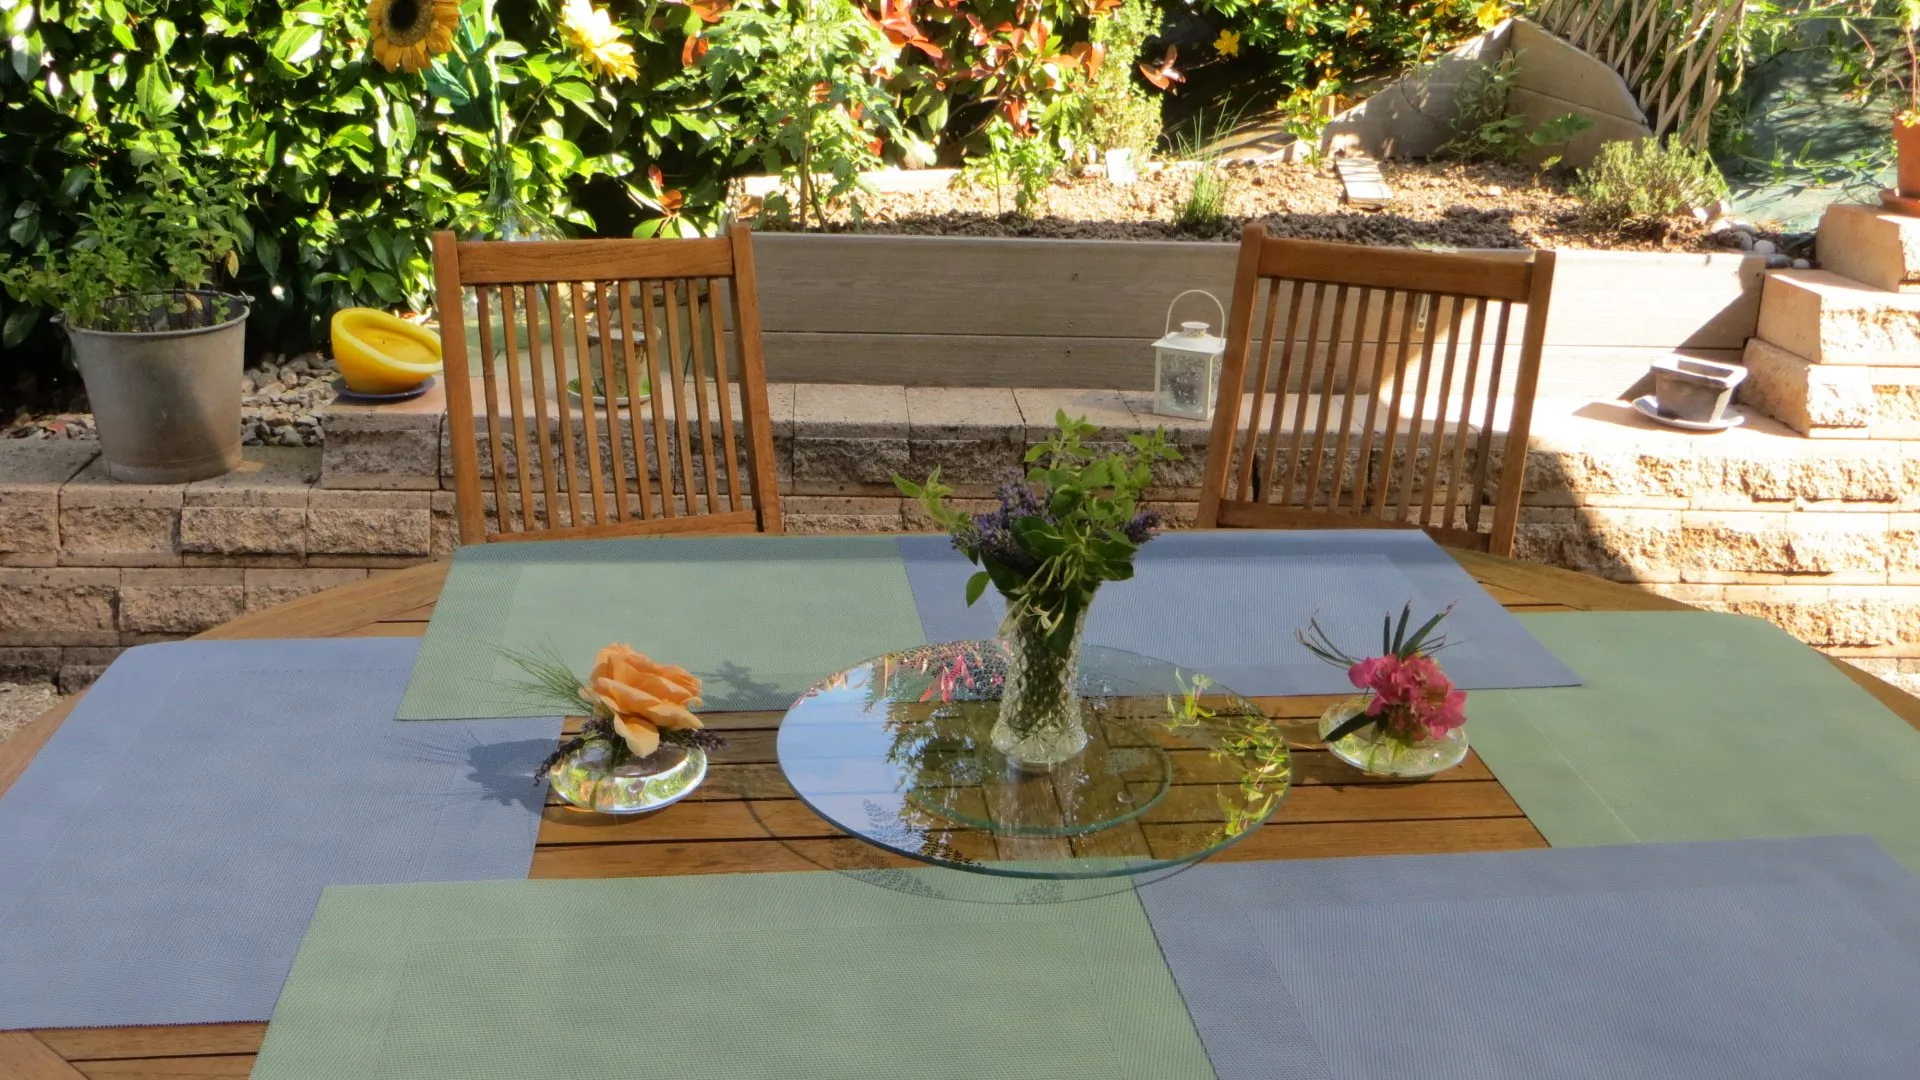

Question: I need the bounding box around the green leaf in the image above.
[137,61,180,115]
[256,231,281,280]
[1325,709,1377,744]
[151,16,175,55]
[964,571,990,606]
[2,305,38,348]
[389,98,417,155]
[270,23,322,66]
[423,65,471,106]
[551,81,593,104]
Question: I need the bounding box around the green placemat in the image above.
[1471,612,1920,871]
[250,871,1216,1080]
[398,535,930,717]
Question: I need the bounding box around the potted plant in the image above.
[896,413,1178,769]
[1876,1,1920,212]
[1,161,252,483]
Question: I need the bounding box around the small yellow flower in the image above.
[559,0,640,81]
[368,0,460,73]
[1213,29,1240,58]
[1473,0,1507,30]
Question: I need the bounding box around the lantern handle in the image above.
[1164,289,1228,338]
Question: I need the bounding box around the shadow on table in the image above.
[463,736,562,812]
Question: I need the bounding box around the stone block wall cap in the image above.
[317,377,448,417]
[0,441,101,486]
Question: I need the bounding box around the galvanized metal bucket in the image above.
[63,291,249,484]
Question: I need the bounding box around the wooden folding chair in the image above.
[1195,225,1555,556]
[432,225,783,544]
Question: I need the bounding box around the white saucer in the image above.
[1632,395,1745,432]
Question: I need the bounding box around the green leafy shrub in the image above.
[1170,107,1234,230]
[963,116,1065,218]
[1574,137,1729,224]
[1189,0,1483,100]
[1073,0,1164,160]
[0,0,695,385]
[1,158,249,331]
[701,0,902,226]
[1178,166,1229,229]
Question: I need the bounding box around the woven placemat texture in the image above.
[901,529,1581,695]
[252,870,1215,1080]
[399,534,930,717]
[0,638,558,1029]
[1471,611,1920,869]
[1137,836,1920,1080]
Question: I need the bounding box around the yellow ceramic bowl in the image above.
[330,308,442,394]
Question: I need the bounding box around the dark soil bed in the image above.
[777,159,1785,253]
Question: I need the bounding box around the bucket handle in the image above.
[1165,289,1228,337]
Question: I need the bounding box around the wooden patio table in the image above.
[4,548,1918,1080]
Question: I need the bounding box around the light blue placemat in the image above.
[399,534,930,718]
[1138,836,1920,1080]
[899,530,1580,695]
[0,638,558,1030]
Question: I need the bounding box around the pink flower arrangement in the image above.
[1346,653,1468,741]
[1298,602,1468,745]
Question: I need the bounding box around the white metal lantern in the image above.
[1151,290,1228,421]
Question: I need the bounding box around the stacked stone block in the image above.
[1739,205,1920,440]
[0,442,429,689]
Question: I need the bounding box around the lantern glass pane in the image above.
[1155,346,1219,420]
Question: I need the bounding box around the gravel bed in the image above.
[0,682,61,747]
[5,351,335,445]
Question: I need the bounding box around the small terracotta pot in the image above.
[1899,120,1920,199]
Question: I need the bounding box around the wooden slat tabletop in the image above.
[4,547,1917,1080]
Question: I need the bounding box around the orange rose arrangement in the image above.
[511,643,726,783]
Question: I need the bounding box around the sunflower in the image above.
[369,0,460,72]
[559,0,640,81]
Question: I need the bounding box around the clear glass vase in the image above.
[548,741,708,814]
[992,607,1091,770]
[1318,696,1468,778]
[454,190,571,369]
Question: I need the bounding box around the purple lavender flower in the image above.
[1122,508,1162,544]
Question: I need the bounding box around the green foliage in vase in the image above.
[895,411,1179,656]
[1574,137,1729,225]
[0,157,250,334]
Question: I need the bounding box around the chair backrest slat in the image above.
[705,279,746,513]
[496,287,539,532]
[1318,286,1371,515]
[1197,227,1556,556]
[472,287,515,533]
[1470,301,1516,536]
[587,282,628,522]
[433,226,783,544]
[684,280,722,512]
[1233,278,1284,500]
[567,282,608,523]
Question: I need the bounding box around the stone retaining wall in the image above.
[3,382,1917,696]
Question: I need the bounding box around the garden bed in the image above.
[777,159,1801,255]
